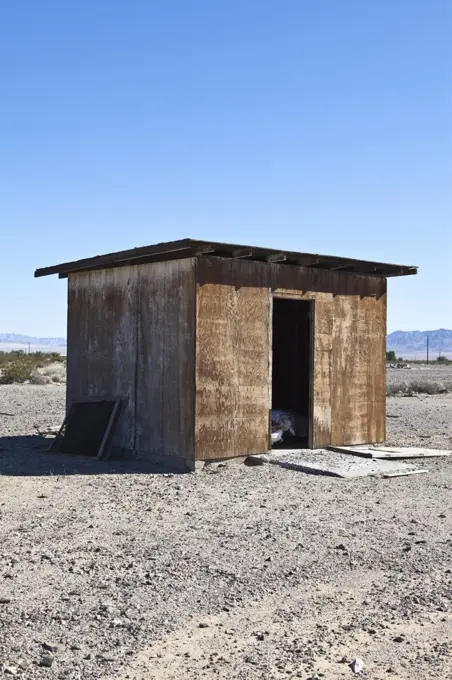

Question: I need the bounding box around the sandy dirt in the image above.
[1,384,452,679]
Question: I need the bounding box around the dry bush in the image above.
[0,361,33,384]
[30,373,53,385]
[409,380,450,395]
[387,382,408,396]
[387,379,452,396]
[38,362,67,383]
[0,351,66,385]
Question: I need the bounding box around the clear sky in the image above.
[0,0,450,337]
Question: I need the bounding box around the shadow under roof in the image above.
[34,238,418,279]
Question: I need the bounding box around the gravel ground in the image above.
[1,384,452,680]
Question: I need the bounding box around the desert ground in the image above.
[1,367,452,679]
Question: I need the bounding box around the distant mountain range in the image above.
[387,329,452,357]
[0,333,66,347]
[2,330,452,358]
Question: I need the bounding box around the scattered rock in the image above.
[349,658,364,674]
[39,653,54,668]
[244,455,265,466]
[393,636,405,643]
[0,598,12,604]
[3,668,18,677]
[42,642,65,653]
[198,622,209,628]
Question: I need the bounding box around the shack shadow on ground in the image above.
[0,435,183,476]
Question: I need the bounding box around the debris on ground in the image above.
[328,445,451,459]
[267,449,421,479]
[349,658,364,673]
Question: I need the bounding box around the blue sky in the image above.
[0,0,450,336]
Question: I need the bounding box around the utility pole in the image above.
[426,335,429,365]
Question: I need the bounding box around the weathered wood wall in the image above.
[196,257,386,455]
[195,278,271,460]
[67,258,196,469]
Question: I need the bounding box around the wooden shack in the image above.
[35,239,417,471]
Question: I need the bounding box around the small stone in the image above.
[4,668,18,676]
[0,598,11,604]
[43,642,65,653]
[335,544,347,551]
[39,654,54,668]
[349,658,364,674]
[393,636,405,643]
[98,654,115,662]
[244,455,265,466]
[198,622,209,628]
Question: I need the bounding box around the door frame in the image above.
[270,294,315,449]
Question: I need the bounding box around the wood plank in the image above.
[312,295,333,448]
[38,240,193,277]
[195,268,270,460]
[68,259,196,466]
[135,259,196,465]
[383,470,428,478]
[331,284,386,446]
[67,266,139,452]
[328,445,450,459]
[97,399,122,460]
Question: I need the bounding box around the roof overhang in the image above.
[34,238,418,279]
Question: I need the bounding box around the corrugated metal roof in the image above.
[35,238,418,279]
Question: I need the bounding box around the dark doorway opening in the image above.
[271,298,312,448]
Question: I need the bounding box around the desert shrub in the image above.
[437,355,450,363]
[387,379,452,396]
[0,360,33,384]
[30,373,53,385]
[0,351,66,385]
[386,350,396,361]
[387,383,405,396]
[409,380,449,395]
[39,362,67,383]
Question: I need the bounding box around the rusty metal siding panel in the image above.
[67,266,138,450]
[195,262,270,459]
[331,281,387,445]
[135,259,196,464]
[67,259,196,466]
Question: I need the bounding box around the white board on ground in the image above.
[268,449,420,479]
[327,445,451,459]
